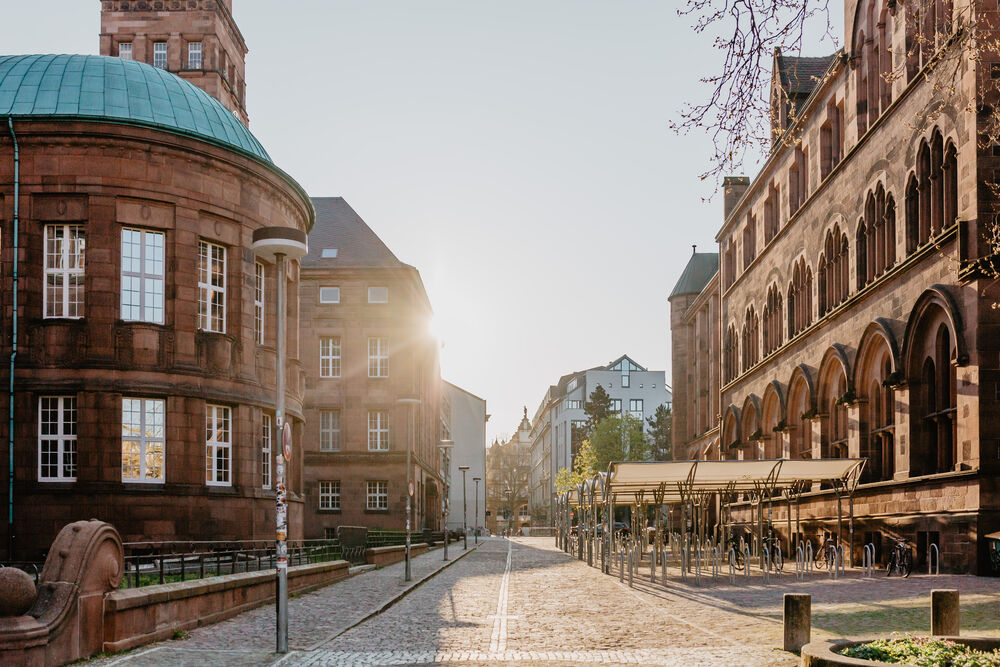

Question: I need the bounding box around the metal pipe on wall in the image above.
[6,118,19,560]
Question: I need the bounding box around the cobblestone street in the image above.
[98,537,1000,666]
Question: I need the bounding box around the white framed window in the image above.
[38,396,77,482]
[319,286,340,304]
[320,410,341,451]
[198,241,226,333]
[367,286,388,303]
[254,262,264,344]
[119,42,132,60]
[368,337,389,377]
[319,480,341,510]
[320,336,341,378]
[565,399,582,410]
[610,399,622,413]
[205,404,231,486]
[262,413,272,489]
[121,228,165,324]
[122,398,165,483]
[153,42,167,69]
[367,410,389,451]
[187,41,202,69]
[629,399,644,419]
[366,480,388,510]
[44,224,86,319]
[321,248,338,258]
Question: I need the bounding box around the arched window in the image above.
[908,307,957,477]
[858,184,896,284]
[823,226,850,309]
[742,306,759,372]
[884,194,897,271]
[857,332,895,483]
[724,239,736,289]
[943,141,958,228]
[817,253,828,315]
[763,284,783,356]
[918,141,931,243]
[724,324,739,383]
[905,173,919,253]
[825,370,849,459]
[787,257,812,337]
[856,217,869,288]
[931,131,944,235]
[743,214,757,268]
[787,375,811,459]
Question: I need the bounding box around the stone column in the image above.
[931,590,960,636]
[893,386,911,480]
[783,593,811,652]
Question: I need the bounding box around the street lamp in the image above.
[252,226,307,655]
[396,396,421,583]
[473,477,481,545]
[459,466,470,550]
[439,440,454,561]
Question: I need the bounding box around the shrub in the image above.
[841,636,1000,666]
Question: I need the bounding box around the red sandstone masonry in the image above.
[365,543,430,567]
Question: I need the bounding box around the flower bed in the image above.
[840,636,1000,666]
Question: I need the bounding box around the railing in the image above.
[863,543,876,578]
[929,543,940,575]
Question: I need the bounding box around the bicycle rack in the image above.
[728,547,737,584]
[805,541,814,574]
[795,545,805,580]
[928,543,940,575]
[712,547,720,580]
[762,545,771,584]
[862,543,874,578]
[628,545,634,588]
[743,545,751,582]
[696,546,703,586]
[650,545,656,584]
[661,545,667,582]
[775,544,782,579]
[619,546,625,583]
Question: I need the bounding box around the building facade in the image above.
[670,0,1000,574]
[486,412,532,535]
[528,355,671,523]
[0,54,312,560]
[99,0,250,124]
[300,198,442,539]
[441,381,487,533]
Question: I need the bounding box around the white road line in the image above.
[488,539,513,653]
[104,646,164,665]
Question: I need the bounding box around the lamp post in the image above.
[252,226,307,655]
[473,477,481,544]
[439,440,454,561]
[459,466,469,550]
[396,397,421,582]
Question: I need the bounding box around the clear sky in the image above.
[3,1,842,445]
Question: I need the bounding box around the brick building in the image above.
[670,0,1000,574]
[0,54,312,559]
[99,0,249,124]
[300,198,442,539]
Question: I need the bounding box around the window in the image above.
[366,480,388,510]
[320,410,341,451]
[321,248,338,258]
[319,286,340,304]
[762,284,783,356]
[153,42,167,69]
[367,410,389,451]
[629,399,643,419]
[187,42,202,69]
[787,258,813,337]
[38,396,77,481]
[262,414,272,489]
[121,228,165,324]
[205,404,231,485]
[367,286,388,303]
[254,262,264,344]
[319,481,341,510]
[119,42,132,60]
[320,337,341,378]
[742,214,756,268]
[44,224,86,318]
[742,306,759,371]
[368,337,389,377]
[121,398,165,482]
[198,241,226,333]
[609,399,622,413]
[564,399,582,410]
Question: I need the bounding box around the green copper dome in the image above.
[0,54,271,163]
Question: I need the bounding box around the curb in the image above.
[300,541,482,651]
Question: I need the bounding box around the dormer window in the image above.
[321,248,338,258]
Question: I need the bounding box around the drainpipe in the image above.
[7,117,19,560]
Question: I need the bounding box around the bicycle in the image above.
[762,530,784,572]
[726,532,749,571]
[886,538,912,577]
[815,537,838,571]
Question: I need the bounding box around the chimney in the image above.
[723,176,750,220]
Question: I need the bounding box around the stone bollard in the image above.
[783,593,811,653]
[931,589,960,636]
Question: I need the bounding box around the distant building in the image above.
[486,411,531,535]
[299,198,442,538]
[528,355,671,523]
[441,382,487,533]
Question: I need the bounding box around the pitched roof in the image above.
[669,252,719,299]
[305,197,404,269]
[776,52,838,97]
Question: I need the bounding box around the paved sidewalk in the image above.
[94,541,478,665]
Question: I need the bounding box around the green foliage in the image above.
[584,385,612,432]
[589,414,650,469]
[841,636,1000,666]
[554,439,598,493]
[171,629,189,641]
[646,405,672,460]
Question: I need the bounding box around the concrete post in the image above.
[931,590,960,636]
[783,593,811,653]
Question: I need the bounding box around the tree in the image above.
[584,385,612,433]
[588,415,650,470]
[554,438,598,493]
[646,405,673,460]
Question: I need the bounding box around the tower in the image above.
[99,0,249,125]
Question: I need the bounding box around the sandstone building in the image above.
[486,411,532,535]
[300,198,443,538]
[670,0,1000,574]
